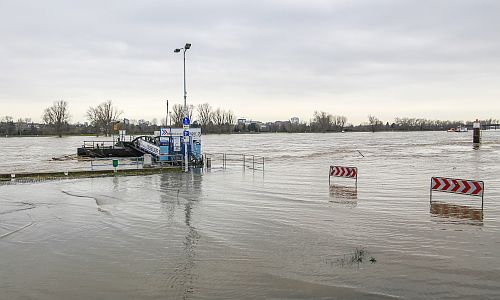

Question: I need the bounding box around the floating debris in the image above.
[51,154,78,161]
[324,248,376,268]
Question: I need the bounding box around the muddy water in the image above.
[1,132,500,299]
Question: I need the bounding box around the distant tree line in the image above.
[1,101,499,136]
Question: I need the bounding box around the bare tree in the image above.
[223,110,235,125]
[171,104,184,126]
[222,110,235,133]
[86,100,122,136]
[42,100,70,137]
[312,111,332,132]
[210,108,225,133]
[171,104,194,126]
[368,115,381,132]
[336,116,347,130]
[211,108,224,126]
[172,104,192,125]
[186,104,194,124]
[0,116,15,135]
[197,103,212,126]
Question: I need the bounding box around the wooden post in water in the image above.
[473,119,481,146]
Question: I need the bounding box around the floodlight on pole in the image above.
[174,43,191,172]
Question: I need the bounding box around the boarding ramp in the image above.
[130,136,160,158]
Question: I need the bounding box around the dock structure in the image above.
[465,123,500,130]
[77,128,203,167]
[0,166,182,184]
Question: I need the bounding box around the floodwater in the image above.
[1,131,500,299]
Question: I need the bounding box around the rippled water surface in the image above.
[1,132,500,299]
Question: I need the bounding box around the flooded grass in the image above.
[0,166,182,184]
[325,248,376,268]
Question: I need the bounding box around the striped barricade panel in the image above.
[329,166,357,178]
[329,166,358,188]
[431,177,484,197]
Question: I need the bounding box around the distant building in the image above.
[123,118,130,126]
[237,118,246,125]
[260,124,269,132]
[290,117,299,124]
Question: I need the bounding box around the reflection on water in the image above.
[431,201,484,226]
[329,184,358,200]
[329,184,358,208]
[158,172,202,298]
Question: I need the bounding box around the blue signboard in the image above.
[182,117,190,126]
[183,130,189,136]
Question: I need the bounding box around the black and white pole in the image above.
[473,119,481,146]
[174,43,191,172]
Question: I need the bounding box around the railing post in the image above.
[243,154,245,169]
[252,155,255,170]
[262,157,264,171]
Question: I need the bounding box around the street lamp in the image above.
[174,43,191,172]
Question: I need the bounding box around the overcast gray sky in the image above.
[1,0,499,124]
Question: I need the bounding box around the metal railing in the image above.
[81,134,141,149]
[82,140,117,149]
[158,154,185,166]
[90,157,143,170]
[204,153,265,171]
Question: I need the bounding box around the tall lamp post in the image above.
[174,43,191,172]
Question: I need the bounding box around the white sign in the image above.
[138,139,160,156]
[473,122,481,129]
[119,130,126,141]
[160,128,169,136]
[161,127,202,139]
[173,137,181,151]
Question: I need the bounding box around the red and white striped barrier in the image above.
[430,177,485,208]
[329,166,358,187]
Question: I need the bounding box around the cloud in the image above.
[1,0,499,123]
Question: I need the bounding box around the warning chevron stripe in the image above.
[431,177,484,197]
[329,166,357,179]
